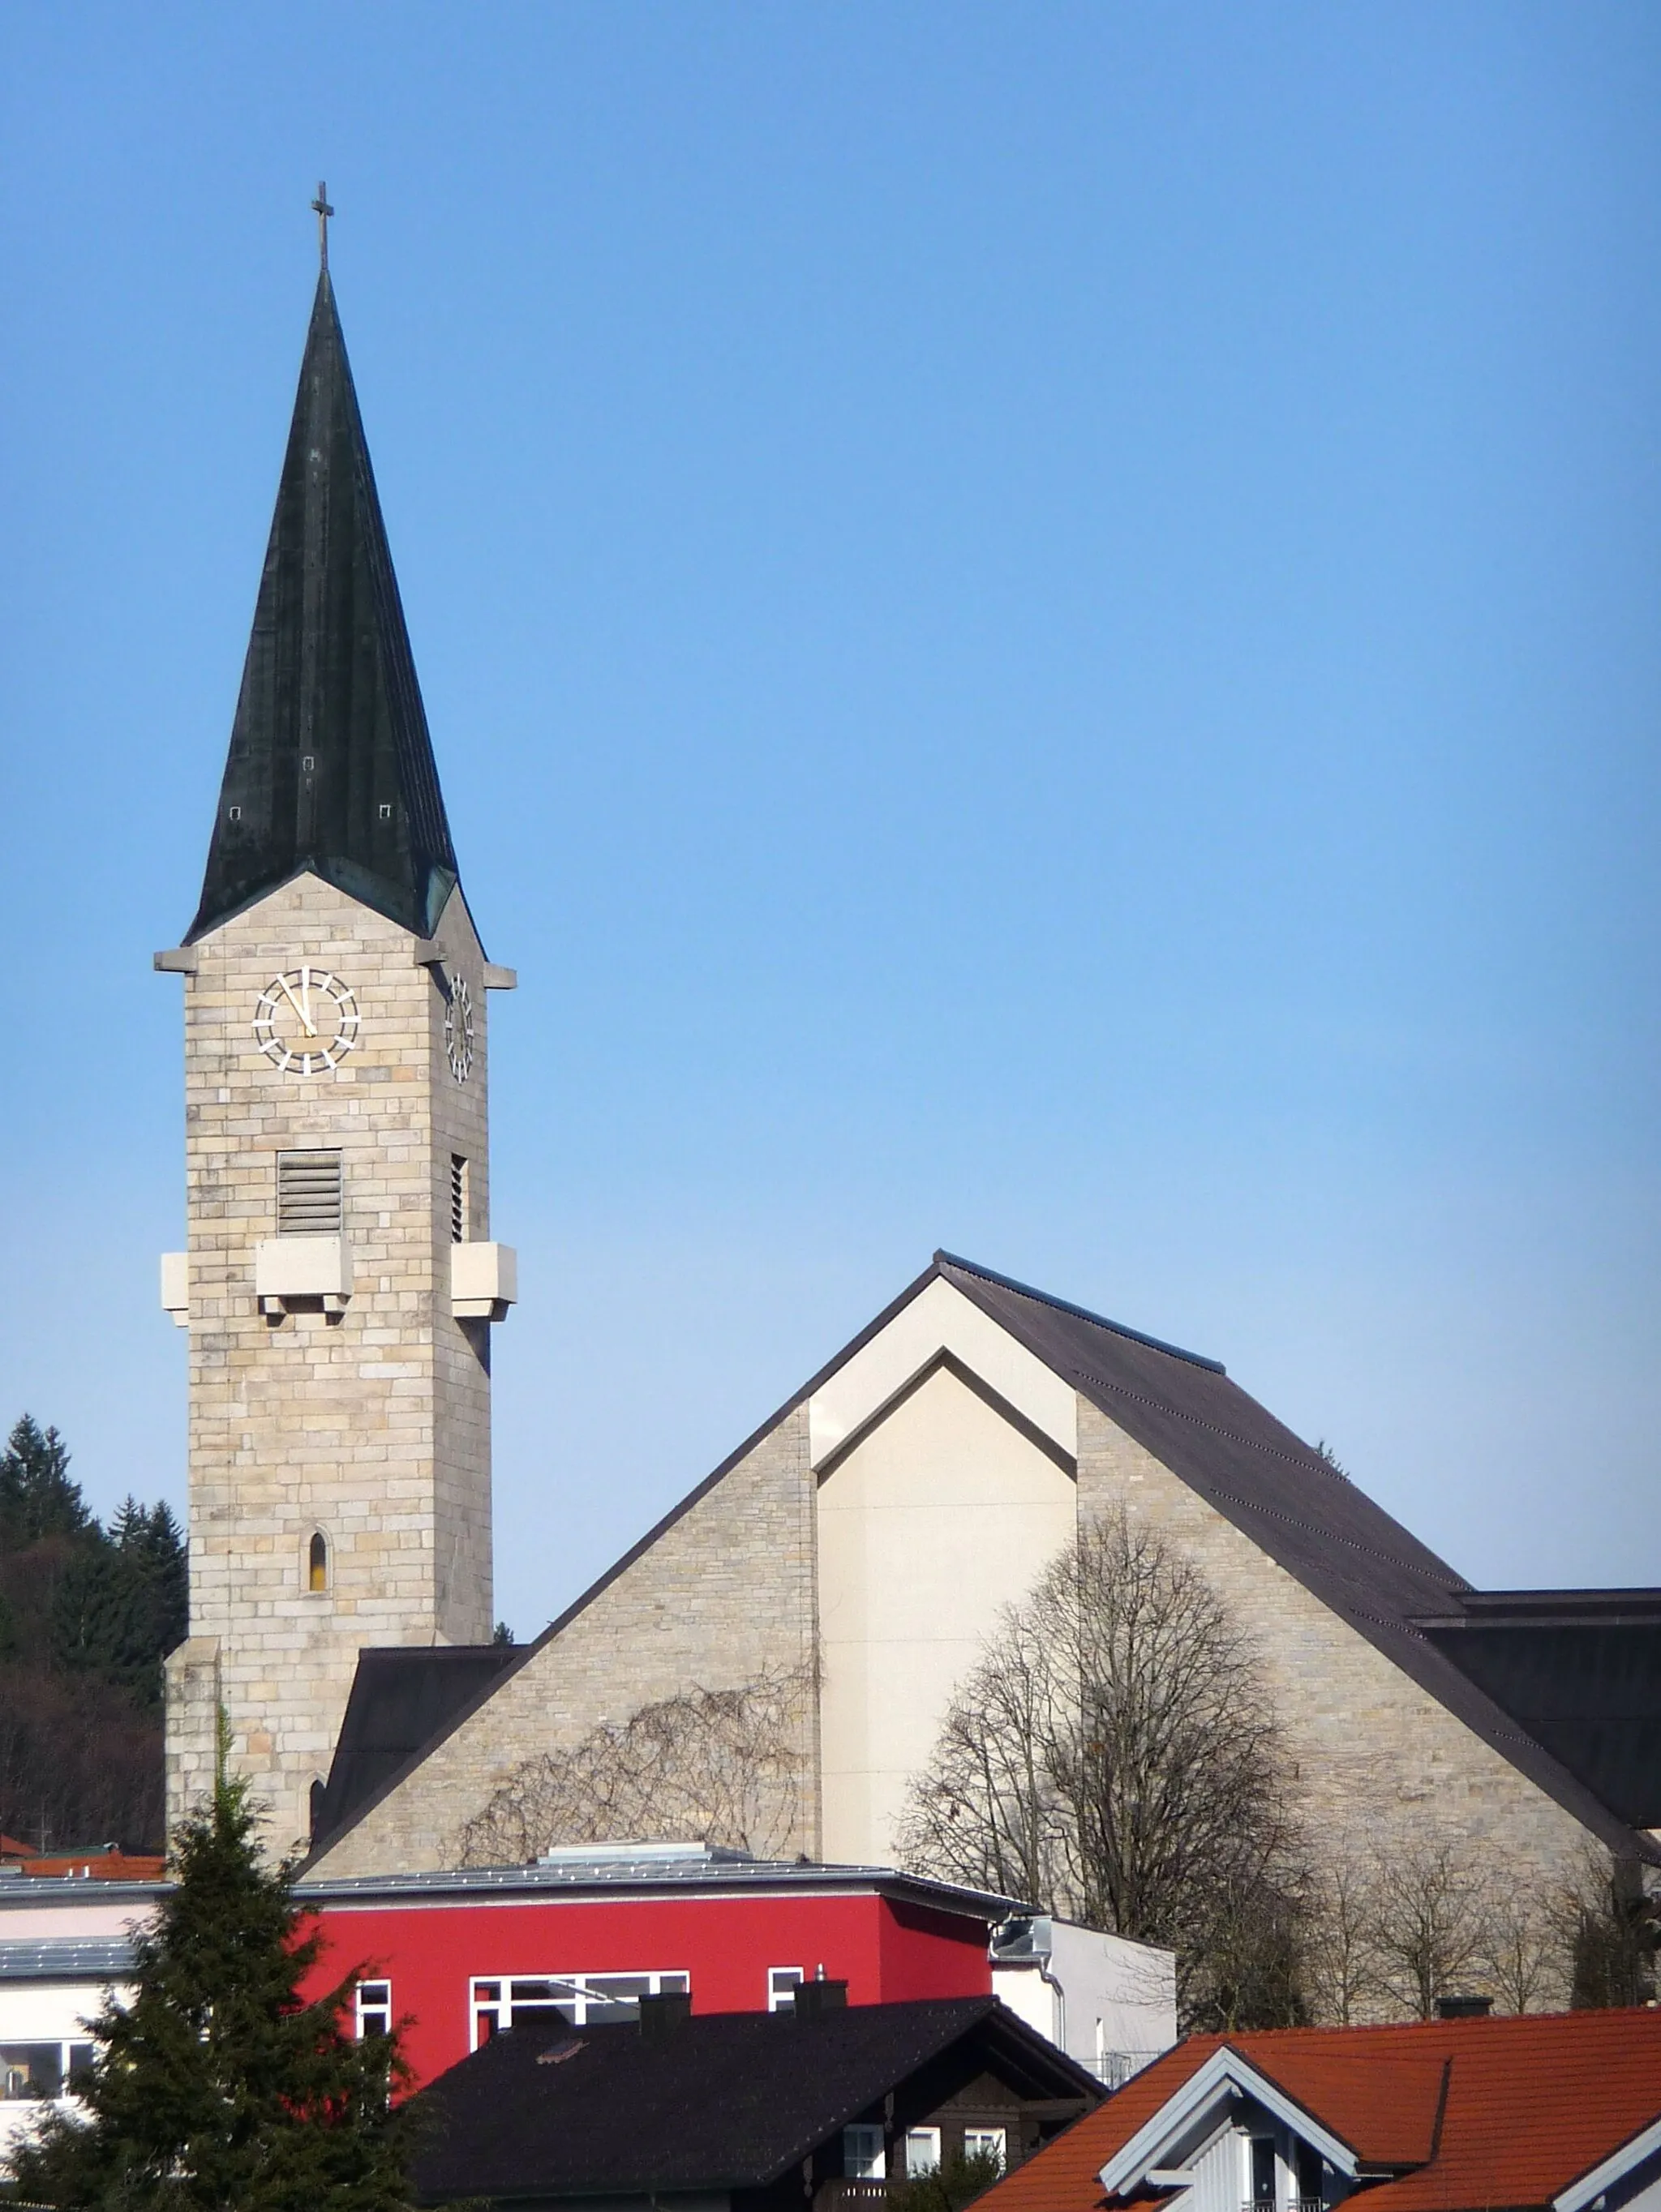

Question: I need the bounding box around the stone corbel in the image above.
[255,1236,354,1315]
[452,1241,517,1322]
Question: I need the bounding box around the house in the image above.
[408,1985,1104,2211]
[0,1844,165,1881]
[0,1937,135,2167]
[0,1845,1176,2104]
[972,2007,1661,2212]
[989,1917,1174,2086]
[0,1865,161,2165]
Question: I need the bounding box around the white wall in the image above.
[0,1977,132,2174]
[993,1922,1177,2080]
[1051,1919,1177,2076]
[817,1360,1075,1865]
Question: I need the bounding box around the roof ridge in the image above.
[934,1252,1225,1373]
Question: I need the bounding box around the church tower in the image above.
[157,253,516,1853]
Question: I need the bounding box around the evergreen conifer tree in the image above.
[52,1495,189,1709]
[0,1415,90,1547]
[11,1733,418,2210]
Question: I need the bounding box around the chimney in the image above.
[1435,1993,1493,2020]
[638,1990,693,2041]
[792,1979,848,2021]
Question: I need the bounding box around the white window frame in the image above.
[469,1969,690,2047]
[354,1979,393,2039]
[905,2128,942,2176]
[0,2040,96,2103]
[767,1966,805,2013]
[963,2128,1007,2172]
[1243,2130,1275,2210]
[843,2124,886,2180]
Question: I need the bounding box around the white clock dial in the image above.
[444,971,475,1083]
[253,967,361,1075]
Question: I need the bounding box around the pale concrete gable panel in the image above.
[818,1362,1075,1867]
[808,1277,1077,1470]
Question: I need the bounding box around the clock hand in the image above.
[300,970,315,1035]
[277,974,313,1035]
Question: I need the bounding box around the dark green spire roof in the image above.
[187,270,459,943]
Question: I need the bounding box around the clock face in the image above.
[444,971,475,1083]
[252,967,361,1074]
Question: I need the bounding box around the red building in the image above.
[294,1845,1019,2091]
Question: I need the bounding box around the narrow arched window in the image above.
[308,1532,328,1593]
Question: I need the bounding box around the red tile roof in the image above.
[4,1848,166,1881]
[981,2010,1661,2212]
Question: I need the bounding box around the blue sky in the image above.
[2,4,1657,1638]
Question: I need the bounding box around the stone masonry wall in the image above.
[169,872,495,1856]
[1074,1394,1599,1890]
[309,1406,819,1876]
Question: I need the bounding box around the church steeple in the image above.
[187,268,459,944]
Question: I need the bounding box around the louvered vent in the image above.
[277,1151,344,1235]
[450,1155,468,1244]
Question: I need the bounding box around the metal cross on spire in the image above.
[311,181,335,270]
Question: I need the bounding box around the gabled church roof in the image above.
[929,1254,1650,1857]
[307,1252,1656,1867]
[187,270,459,943]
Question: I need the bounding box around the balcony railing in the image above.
[815,2182,891,2212]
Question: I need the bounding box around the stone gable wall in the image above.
[1073,1394,1597,1887]
[309,1405,818,1877]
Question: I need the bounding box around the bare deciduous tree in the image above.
[455,1664,814,1867]
[895,1513,1311,2029]
[1365,1841,1495,2020]
[1556,1848,1659,2011]
[1305,1861,1378,2026]
[1484,1886,1560,2016]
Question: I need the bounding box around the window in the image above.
[1249,2137,1278,2207]
[470,1970,689,2047]
[277,1151,343,1235]
[963,2129,1006,2173]
[308,1533,329,1593]
[450,1155,468,1244]
[905,2129,942,2176]
[843,2125,885,2180]
[1,2043,94,2102]
[1294,2141,1325,2211]
[355,1981,392,2039]
[767,1966,805,2013]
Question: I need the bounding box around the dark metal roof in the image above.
[304,1253,1658,1867]
[309,1644,518,1854]
[187,270,459,944]
[929,1257,1654,1860]
[408,1996,1100,2205]
[0,1937,135,1982]
[1412,1593,1661,1828]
